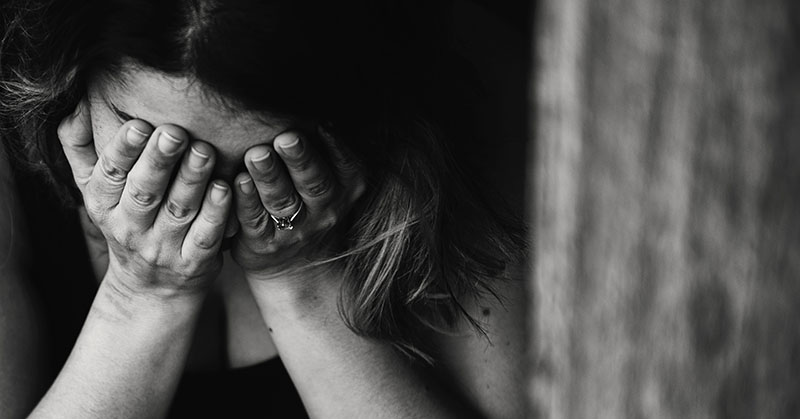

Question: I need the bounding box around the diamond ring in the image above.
[270,201,304,231]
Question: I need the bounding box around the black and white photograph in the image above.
[1,0,798,418]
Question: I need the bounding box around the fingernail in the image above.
[127,126,150,146]
[251,149,273,171]
[189,146,209,169]
[238,177,254,194]
[277,135,302,158]
[158,131,183,154]
[211,182,228,203]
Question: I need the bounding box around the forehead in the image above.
[94,66,295,160]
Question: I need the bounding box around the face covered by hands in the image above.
[230,127,365,281]
[57,69,365,300]
[59,100,232,298]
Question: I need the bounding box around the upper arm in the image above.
[430,275,528,419]
[0,144,48,417]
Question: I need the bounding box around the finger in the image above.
[273,131,337,210]
[244,145,303,220]
[57,99,95,193]
[317,125,362,179]
[233,172,273,241]
[183,181,231,259]
[85,120,153,215]
[223,209,241,239]
[154,141,215,236]
[316,126,366,202]
[118,125,188,230]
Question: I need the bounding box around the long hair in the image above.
[0,0,526,359]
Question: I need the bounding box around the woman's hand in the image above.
[58,100,231,299]
[231,127,365,281]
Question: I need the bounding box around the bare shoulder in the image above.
[428,268,527,419]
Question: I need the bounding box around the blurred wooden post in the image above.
[528,0,800,418]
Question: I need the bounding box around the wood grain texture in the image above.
[528,0,800,418]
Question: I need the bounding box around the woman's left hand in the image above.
[231,127,365,281]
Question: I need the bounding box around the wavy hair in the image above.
[0,0,526,359]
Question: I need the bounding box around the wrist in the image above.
[97,271,206,324]
[104,263,211,304]
[245,267,342,319]
[38,271,204,419]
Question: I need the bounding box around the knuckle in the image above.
[242,208,270,230]
[317,209,339,230]
[145,152,175,172]
[98,156,128,185]
[74,171,93,188]
[84,202,101,220]
[84,194,113,221]
[192,232,219,250]
[337,159,361,175]
[302,176,334,198]
[178,171,207,188]
[82,206,100,224]
[127,183,159,209]
[255,166,282,185]
[110,230,139,253]
[236,193,262,213]
[138,244,160,264]
[199,209,224,227]
[288,231,306,245]
[287,155,314,172]
[181,260,209,278]
[319,216,337,230]
[178,258,198,273]
[165,200,194,222]
[268,194,299,213]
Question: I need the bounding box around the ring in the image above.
[270,201,303,231]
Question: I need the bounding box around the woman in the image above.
[0,0,527,417]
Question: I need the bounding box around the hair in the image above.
[0,0,526,360]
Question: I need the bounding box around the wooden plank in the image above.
[529,0,800,417]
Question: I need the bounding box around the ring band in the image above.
[270,201,303,231]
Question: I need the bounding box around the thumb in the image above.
[57,98,96,193]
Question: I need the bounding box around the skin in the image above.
[25,66,527,418]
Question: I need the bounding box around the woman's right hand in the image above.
[57,99,231,300]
